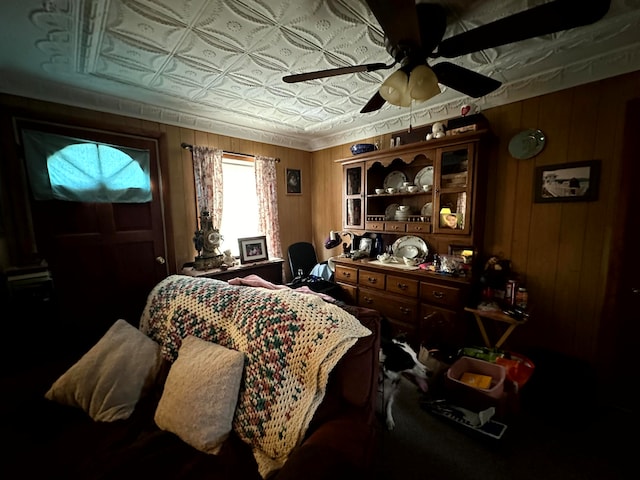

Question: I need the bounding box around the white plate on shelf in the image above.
[414,166,433,189]
[391,235,429,259]
[385,203,400,220]
[421,202,433,217]
[383,171,407,190]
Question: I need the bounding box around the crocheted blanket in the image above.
[139,275,371,478]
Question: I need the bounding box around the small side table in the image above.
[464,307,528,349]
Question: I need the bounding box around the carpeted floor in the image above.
[372,375,636,480]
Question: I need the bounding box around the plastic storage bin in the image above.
[445,356,506,405]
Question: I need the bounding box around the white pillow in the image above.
[45,319,162,422]
[154,335,245,454]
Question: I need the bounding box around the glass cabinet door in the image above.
[343,163,364,229]
[433,144,474,235]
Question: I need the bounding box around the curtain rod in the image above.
[181,142,280,162]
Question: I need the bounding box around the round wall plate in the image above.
[509,129,546,159]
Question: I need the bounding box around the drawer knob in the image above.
[399,307,411,315]
[433,291,445,299]
[367,277,377,284]
[363,296,373,304]
[397,283,407,290]
[343,272,351,278]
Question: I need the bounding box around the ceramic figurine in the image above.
[222,249,235,267]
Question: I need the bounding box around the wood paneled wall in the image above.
[2,70,638,366]
[311,70,640,366]
[0,94,312,280]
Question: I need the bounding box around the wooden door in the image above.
[23,125,168,337]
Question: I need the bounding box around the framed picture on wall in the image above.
[534,160,600,203]
[238,236,269,264]
[286,168,302,195]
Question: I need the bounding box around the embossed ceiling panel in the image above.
[0,0,639,151]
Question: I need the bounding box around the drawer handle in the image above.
[399,307,411,315]
[363,296,373,304]
[367,277,377,284]
[397,282,407,290]
[432,291,445,299]
[342,272,351,278]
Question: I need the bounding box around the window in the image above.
[21,129,151,203]
[219,156,259,257]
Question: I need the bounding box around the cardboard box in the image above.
[460,372,493,389]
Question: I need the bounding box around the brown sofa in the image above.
[0,285,380,480]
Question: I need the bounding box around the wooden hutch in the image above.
[334,128,490,348]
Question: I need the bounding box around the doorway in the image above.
[17,121,169,339]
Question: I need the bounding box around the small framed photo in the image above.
[238,236,269,264]
[534,160,600,203]
[286,168,302,195]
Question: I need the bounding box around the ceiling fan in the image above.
[282,0,611,113]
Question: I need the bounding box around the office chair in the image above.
[287,242,319,279]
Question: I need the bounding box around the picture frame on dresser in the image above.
[238,236,268,264]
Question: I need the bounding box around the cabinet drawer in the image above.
[365,221,384,231]
[386,274,418,297]
[420,282,462,308]
[335,265,358,285]
[384,222,406,232]
[337,282,357,304]
[419,303,465,348]
[358,270,385,290]
[406,223,431,234]
[358,288,418,324]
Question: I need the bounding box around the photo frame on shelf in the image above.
[238,236,268,264]
[534,160,600,203]
[286,168,302,195]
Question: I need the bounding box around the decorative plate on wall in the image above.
[508,129,546,159]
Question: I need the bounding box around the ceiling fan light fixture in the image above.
[379,70,412,107]
[408,64,441,102]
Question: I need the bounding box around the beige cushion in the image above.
[45,319,162,422]
[154,335,245,454]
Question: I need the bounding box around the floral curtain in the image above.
[254,155,283,260]
[192,146,223,227]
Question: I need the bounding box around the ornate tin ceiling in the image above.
[1,0,639,151]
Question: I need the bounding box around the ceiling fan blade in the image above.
[437,0,611,58]
[432,62,502,98]
[360,91,386,113]
[366,0,422,56]
[416,3,447,54]
[283,62,392,83]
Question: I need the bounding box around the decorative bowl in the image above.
[397,205,411,212]
[403,256,421,266]
[407,185,419,193]
[386,187,397,194]
[350,143,377,155]
[375,188,385,194]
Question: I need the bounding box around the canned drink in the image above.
[506,280,517,305]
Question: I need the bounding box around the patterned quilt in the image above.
[139,275,371,478]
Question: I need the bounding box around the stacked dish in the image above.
[394,205,410,221]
